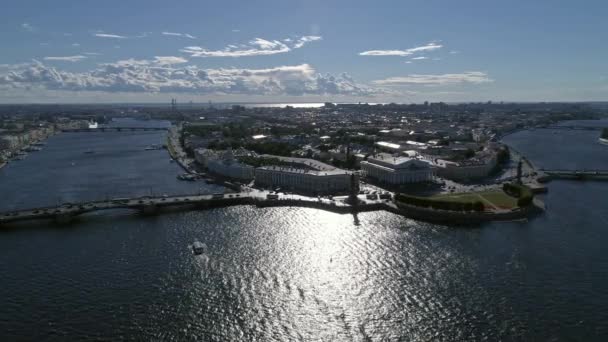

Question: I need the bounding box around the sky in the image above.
[1,0,607,104]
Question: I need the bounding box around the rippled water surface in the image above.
[1,119,608,341]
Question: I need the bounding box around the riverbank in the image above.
[167,125,196,174]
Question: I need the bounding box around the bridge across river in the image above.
[62,127,169,133]
[0,193,252,225]
[0,188,544,226]
[540,169,608,181]
[0,192,389,225]
[539,125,604,131]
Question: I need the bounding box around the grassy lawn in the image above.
[432,190,518,210]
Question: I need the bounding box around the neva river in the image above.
[1,119,608,341]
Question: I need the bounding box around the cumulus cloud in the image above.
[0,60,381,97]
[372,72,492,86]
[359,42,442,57]
[162,31,196,39]
[293,35,322,48]
[153,56,189,65]
[94,33,128,39]
[181,35,321,58]
[43,55,88,62]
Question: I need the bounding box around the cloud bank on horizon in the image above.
[0,59,388,97]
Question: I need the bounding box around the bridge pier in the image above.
[140,204,159,216]
[54,212,74,224]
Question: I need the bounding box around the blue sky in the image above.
[1,0,607,103]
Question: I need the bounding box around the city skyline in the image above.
[1,0,607,103]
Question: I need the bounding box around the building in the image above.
[435,155,497,181]
[198,148,255,181]
[255,167,355,195]
[360,153,435,184]
[253,155,357,195]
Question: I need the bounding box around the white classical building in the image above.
[196,148,255,181]
[255,167,355,194]
[253,155,356,194]
[360,153,435,184]
[435,155,497,181]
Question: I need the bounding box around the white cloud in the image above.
[72,43,80,47]
[162,31,196,39]
[411,56,428,60]
[359,42,443,57]
[43,55,88,62]
[94,33,127,39]
[232,29,240,32]
[153,56,188,65]
[181,35,322,58]
[21,23,35,32]
[84,52,101,56]
[449,50,460,54]
[0,60,382,97]
[372,72,492,86]
[293,35,322,48]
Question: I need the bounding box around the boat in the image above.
[192,241,206,255]
[177,174,196,181]
[144,144,163,151]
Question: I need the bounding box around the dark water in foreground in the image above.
[1,120,608,341]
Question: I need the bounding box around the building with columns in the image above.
[360,153,435,184]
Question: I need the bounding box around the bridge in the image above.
[0,190,544,226]
[62,127,169,133]
[0,192,386,226]
[0,193,251,225]
[539,125,604,131]
[539,169,608,181]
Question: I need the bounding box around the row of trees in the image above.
[395,193,485,212]
[503,183,533,207]
[245,141,296,157]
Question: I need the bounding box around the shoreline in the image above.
[0,189,543,227]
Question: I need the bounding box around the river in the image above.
[0,119,607,341]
